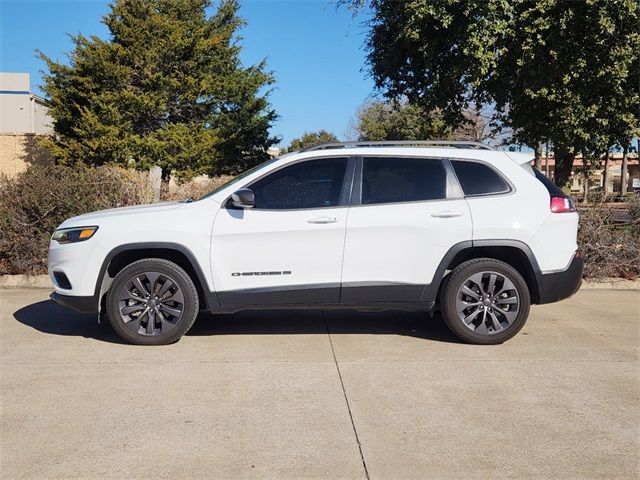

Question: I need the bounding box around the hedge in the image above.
[0,165,154,275]
[1,165,638,279]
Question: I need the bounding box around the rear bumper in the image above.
[50,292,97,314]
[536,255,584,304]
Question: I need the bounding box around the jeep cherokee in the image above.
[49,141,583,345]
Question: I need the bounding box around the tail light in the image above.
[533,169,577,214]
[550,196,576,213]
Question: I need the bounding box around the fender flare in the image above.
[420,239,542,303]
[93,242,219,310]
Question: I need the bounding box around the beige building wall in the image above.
[0,133,52,177]
[0,73,53,176]
[33,99,51,134]
[0,72,52,134]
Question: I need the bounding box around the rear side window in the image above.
[451,160,510,196]
[362,157,447,204]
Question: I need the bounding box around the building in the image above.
[0,73,52,134]
[266,146,282,157]
[0,72,53,176]
[537,152,640,194]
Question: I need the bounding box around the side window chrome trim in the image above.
[347,196,469,209]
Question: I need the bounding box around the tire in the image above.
[106,258,199,345]
[440,258,530,345]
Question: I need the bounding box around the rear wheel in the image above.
[440,258,530,345]
[106,258,199,345]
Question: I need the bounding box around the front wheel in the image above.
[106,258,199,345]
[440,258,530,345]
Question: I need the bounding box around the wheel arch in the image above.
[95,243,219,311]
[422,240,542,304]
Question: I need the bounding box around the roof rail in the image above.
[301,140,495,152]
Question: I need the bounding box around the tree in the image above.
[350,100,488,143]
[39,0,278,180]
[351,100,447,141]
[490,0,639,187]
[451,109,492,143]
[344,0,639,186]
[609,47,640,194]
[287,130,339,152]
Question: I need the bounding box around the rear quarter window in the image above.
[451,160,510,196]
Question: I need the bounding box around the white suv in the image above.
[48,141,583,345]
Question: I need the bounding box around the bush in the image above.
[0,165,154,275]
[2,165,638,280]
[160,175,234,202]
[627,194,640,221]
[578,198,640,279]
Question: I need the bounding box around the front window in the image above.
[198,157,281,200]
[249,158,349,209]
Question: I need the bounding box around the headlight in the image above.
[52,226,99,244]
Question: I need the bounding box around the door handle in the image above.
[431,211,463,218]
[307,216,338,224]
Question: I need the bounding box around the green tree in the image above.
[287,130,339,151]
[351,100,448,141]
[344,0,639,186]
[489,0,639,187]
[39,0,278,180]
[350,100,487,142]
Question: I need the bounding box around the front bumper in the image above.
[50,292,97,314]
[48,237,106,297]
[536,254,584,304]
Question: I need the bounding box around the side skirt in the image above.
[211,282,433,314]
[208,301,435,315]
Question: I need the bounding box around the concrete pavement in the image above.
[1,288,638,479]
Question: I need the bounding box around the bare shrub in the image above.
[578,201,640,279]
[161,175,235,201]
[2,165,638,280]
[0,165,154,275]
[627,195,640,223]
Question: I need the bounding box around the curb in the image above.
[580,278,640,291]
[0,274,638,291]
[0,274,51,289]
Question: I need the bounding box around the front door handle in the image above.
[431,211,463,218]
[307,216,338,224]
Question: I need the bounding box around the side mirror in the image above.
[229,188,255,208]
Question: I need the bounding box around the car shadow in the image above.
[14,300,462,344]
[13,300,127,344]
[189,308,463,343]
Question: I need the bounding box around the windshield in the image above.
[198,157,280,200]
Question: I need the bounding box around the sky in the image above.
[0,0,375,147]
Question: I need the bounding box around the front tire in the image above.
[440,258,530,345]
[106,258,199,345]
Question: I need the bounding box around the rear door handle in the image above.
[307,216,338,224]
[431,211,463,218]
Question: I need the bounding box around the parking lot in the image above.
[1,288,638,479]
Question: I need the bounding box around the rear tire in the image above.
[106,258,199,345]
[440,258,530,345]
